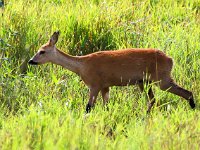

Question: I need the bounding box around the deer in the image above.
[28,31,195,113]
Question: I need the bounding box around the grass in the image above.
[0,0,200,149]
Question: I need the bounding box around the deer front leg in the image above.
[86,87,100,113]
[101,87,109,105]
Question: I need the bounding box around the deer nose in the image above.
[28,59,38,65]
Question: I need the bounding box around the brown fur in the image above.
[80,49,173,88]
[29,31,195,113]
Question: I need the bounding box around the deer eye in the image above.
[39,51,45,55]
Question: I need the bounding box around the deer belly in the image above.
[105,74,140,86]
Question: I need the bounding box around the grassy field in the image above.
[0,0,200,149]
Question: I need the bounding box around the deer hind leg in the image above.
[160,79,195,109]
[138,81,156,113]
[86,87,100,113]
[101,87,109,105]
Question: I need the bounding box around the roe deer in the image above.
[28,31,195,113]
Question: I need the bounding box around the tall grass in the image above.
[0,0,200,149]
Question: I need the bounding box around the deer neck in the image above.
[53,48,83,75]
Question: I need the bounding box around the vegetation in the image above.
[0,0,200,149]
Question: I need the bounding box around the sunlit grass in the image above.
[0,0,200,149]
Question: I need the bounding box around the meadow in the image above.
[0,0,200,149]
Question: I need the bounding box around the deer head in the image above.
[28,31,60,65]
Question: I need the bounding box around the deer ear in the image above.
[49,31,60,46]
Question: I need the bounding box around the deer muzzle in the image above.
[28,59,38,65]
